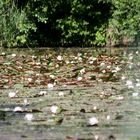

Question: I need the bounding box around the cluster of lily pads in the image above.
[0,49,124,89]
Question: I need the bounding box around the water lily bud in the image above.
[88,117,99,126]
[8,91,18,98]
[24,113,34,121]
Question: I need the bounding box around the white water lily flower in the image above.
[18,66,22,69]
[57,55,63,61]
[1,52,5,55]
[77,76,82,81]
[55,64,59,68]
[13,106,23,112]
[11,53,16,57]
[89,61,93,64]
[65,60,70,64]
[50,105,59,114]
[121,76,126,80]
[115,66,121,72]
[100,62,105,66]
[47,83,54,90]
[106,115,111,121]
[70,61,74,64]
[88,117,99,126]
[24,113,34,121]
[102,70,106,73]
[32,55,37,59]
[78,57,82,61]
[107,65,111,69]
[94,135,99,140]
[91,57,97,61]
[27,78,32,82]
[116,96,124,100]
[126,80,134,88]
[129,56,133,60]
[58,91,64,96]
[36,73,40,76]
[126,80,133,86]
[128,64,133,69]
[23,98,29,106]
[36,62,41,65]
[132,92,139,97]
[50,74,55,79]
[112,66,121,73]
[136,51,139,54]
[136,83,140,87]
[39,91,47,95]
[8,91,18,98]
[93,106,98,111]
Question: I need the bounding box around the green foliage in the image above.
[0,0,36,47]
[1,0,140,47]
[107,0,140,46]
[26,0,111,47]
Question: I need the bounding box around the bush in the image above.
[107,0,140,46]
[0,0,36,47]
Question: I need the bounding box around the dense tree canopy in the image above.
[0,0,140,47]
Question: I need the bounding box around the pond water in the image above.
[0,47,140,140]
